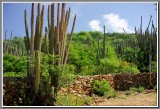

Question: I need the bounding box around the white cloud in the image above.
[103,13,133,33]
[89,20,102,31]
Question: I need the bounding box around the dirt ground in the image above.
[96,90,157,106]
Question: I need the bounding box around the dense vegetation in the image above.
[3,30,157,106]
[4,30,157,77]
[3,3,157,106]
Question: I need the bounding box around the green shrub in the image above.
[130,67,140,74]
[91,80,111,96]
[129,87,137,92]
[119,95,126,99]
[98,59,140,74]
[98,58,119,74]
[119,61,140,74]
[125,91,133,95]
[56,93,93,106]
[125,86,145,95]
[136,86,144,93]
[125,87,137,95]
[64,64,76,74]
[3,54,27,74]
[59,73,76,87]
[80,64,97,76]
[59,64,76,87]
[3,72,26,77]
[151,61,157,72]
[104,90,117,99]
[84,97,93,105]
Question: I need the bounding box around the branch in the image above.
[123,28,128,35]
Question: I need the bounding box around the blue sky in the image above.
[3,2,157,39]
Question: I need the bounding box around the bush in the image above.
[151,61,157,72]
[91,80,111,96]
[119,61,140,74]
[98,59,140,74]
[59,64,76,87]
[129,87,137,92]
[56,93,93,106]
[3,54,27,74]
[80,64,97,76]
[3,72,26,77]
[136,86,144,93]
[104,90,117,99]
[125,86,145,95]
[125,91,133,95]
[59,73,76,87]
[98,58,119,74]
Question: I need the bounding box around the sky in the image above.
[3,2,157,39]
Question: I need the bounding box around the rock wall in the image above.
[61,72,157,95]
[65,74,114,96]
[113,72,157,91]
[3,77,27,106]
[3,73,157,100]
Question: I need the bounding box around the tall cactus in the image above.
[24,3,44,104]
[140,16,142,34]
[63,14,76,65]
[48,3,76,97]
[30,3,35,82]
[35,50,40,94]
[8,31,12,54]
[114,15,157,74]
[3,30,7,53]
[24,9,30,79]
[102,25,106,58]
[96,37,100,65]
[24,11,30,50]
[48,4,54,66]
[42,27,48,59]
[5,30,7,40]
[42,27,48,77]
[24,3,76,105]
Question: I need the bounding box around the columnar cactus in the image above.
[24,3,45,103]
[24,3,76,105]
[102,25,106,58]
[48,3,76,97]
[96,37,100,65]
